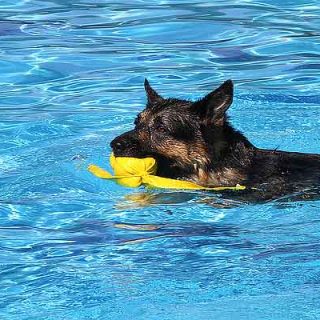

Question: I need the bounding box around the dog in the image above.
[111,79,320,200]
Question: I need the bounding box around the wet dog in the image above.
[111,80,320,200]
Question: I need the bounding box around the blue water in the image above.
[1,0,320,319]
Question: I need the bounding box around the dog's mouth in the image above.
[111,144,170,175]
[110,136,192,179]
[111,147,152,159]
[110,136,148,158]
[111,146,195,180]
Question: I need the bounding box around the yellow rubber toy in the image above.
[88,153,246,191]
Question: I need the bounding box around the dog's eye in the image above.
[156,125,167,134]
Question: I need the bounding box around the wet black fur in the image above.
[111,80,320,201]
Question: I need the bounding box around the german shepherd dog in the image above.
[111,80,320,200]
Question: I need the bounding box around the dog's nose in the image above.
[110,139,126,153]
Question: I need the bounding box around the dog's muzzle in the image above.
[110,130,143,157]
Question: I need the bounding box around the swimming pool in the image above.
[1,0,320,319]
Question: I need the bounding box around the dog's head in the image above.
[111,79,240,178]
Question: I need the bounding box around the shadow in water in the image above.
[115,189,246,210]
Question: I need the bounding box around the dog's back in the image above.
[243,149,320,199]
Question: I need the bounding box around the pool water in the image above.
[1,0,320,319]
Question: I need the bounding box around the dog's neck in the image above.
[156,142,255,187]
[196,140,255,187]
[191,124,254,186]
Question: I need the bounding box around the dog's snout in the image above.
[110,130,141,156]
[110,138,126,153]
[113,142,123,153]
[110,129,147,157]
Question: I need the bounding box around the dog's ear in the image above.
[191,80,233,126]
[144,79,163,105]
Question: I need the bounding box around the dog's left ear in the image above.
[191,80,233,126]
[144,79,163,106]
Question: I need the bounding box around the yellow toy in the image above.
[88,153,246,191]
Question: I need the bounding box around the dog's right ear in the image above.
[190,80,233,126]
[144,79,163,105]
